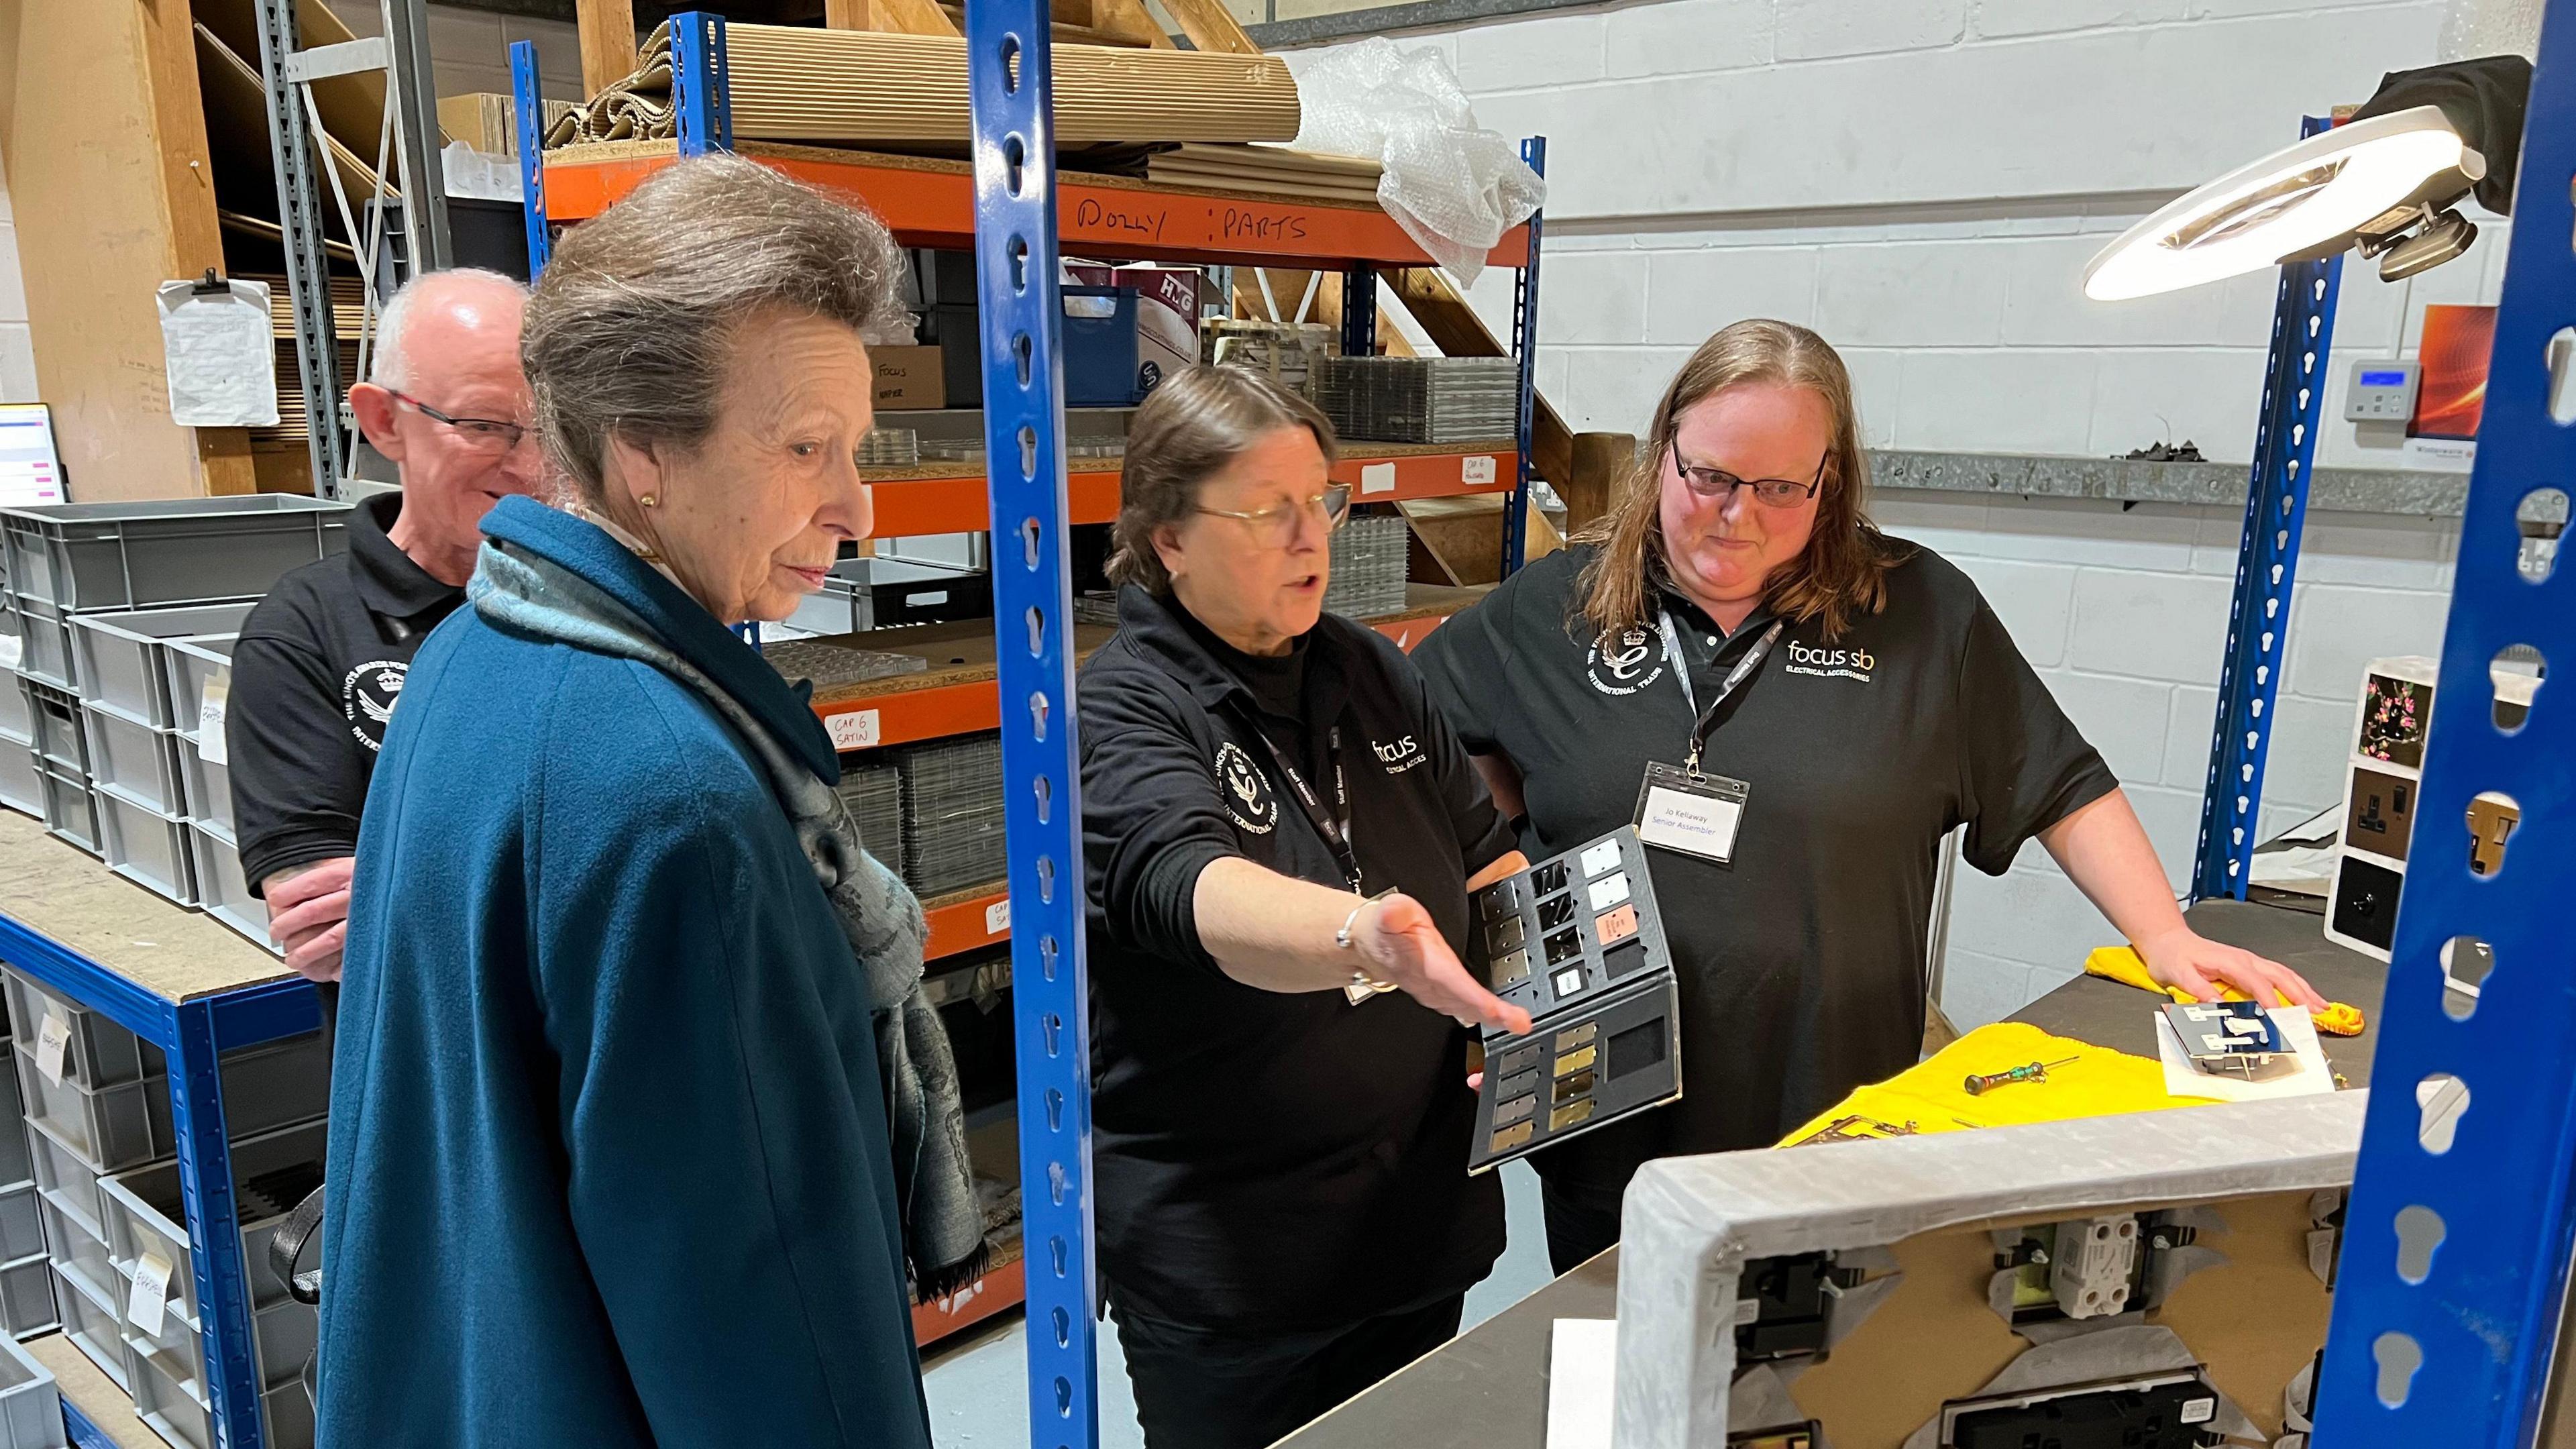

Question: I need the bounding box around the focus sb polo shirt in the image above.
[1412,541,2116,1189]
[230,491,465,892]
[1077,584,1517,1332]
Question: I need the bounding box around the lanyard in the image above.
[1232,710,1362,892]
[1656,609,1784,777]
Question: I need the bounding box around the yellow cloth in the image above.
[2082,945,2366,1037]
[1778,1022,2218,1147]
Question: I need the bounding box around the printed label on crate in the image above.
[1462,455,1499,486]
[826,709,881,751]
[1360,462,1398,496]
[985,899,1010,936]
[128,1252,172,1338]
[198,672,231,766]
[0,635,19,672]
[34,1013,67,1088]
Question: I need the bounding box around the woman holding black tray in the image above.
[1077,364,1532,1449]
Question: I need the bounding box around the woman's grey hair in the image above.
[1106,365,1340,594]
[521,154,908,504]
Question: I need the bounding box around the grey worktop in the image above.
[1868,449,2477,519]
[1273,895,2381,1449]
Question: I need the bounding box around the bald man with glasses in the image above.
[227,268,539,983]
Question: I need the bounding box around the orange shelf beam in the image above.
[1332,448,1514,504]
[541,150,1529,270]
[816,678,999,752]
[925,887,1012,961]
[864,449,1512,541]
[913,1256,1024,1346]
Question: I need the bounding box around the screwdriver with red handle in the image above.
[1964,1057,2079,1095]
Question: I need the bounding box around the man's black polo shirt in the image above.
[1077,584,1515,1333]
[229,491,464,892]
[1412,541,2116,1187]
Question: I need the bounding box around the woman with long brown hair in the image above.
[1413,319,2322,1272]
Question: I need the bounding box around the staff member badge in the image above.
[1633,763,1750,864]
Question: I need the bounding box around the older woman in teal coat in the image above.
[317,156,978,1446]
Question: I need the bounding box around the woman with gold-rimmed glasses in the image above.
[1076,364,1532,1449]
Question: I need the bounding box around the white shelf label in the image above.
[1360,462,1397,496]
[34,1013,68,1087]
[985,898,1010,936]
[197,670,231,766]
[826,709,881,751]
[0,635,20,672]
[1462,455,1498,485]
[129,1252,172,1338]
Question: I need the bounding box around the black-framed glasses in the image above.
[388,390,529,454]
[1195,484,1353,547]
[1671,448,1828,508]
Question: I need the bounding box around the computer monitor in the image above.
[0,405,64,507]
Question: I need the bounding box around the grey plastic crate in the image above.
[35,1197,111,1333]
[129,1334,313,1449]
[35,767,95,857]
[0,1253,52,1342]
[21,686,81,778]
[24,1120,103,1245]
[0,1329,64,1448]
[46,1262,121,1393]
[0,497,349,616]
[9,607,73,694]
[123,1288,313,1398]
[186,824,272,953]
[95,787,196,907]
[13,1046,168,1175]
[68,606,252,729]
[100,1118,324,1328]
[2,970,154,1093]
[0,745,34,822]
[163,639,233,751]
[0,672,25,743]
[80,705,184,818]
[0,1075,26,1189]
[179,742,229,837]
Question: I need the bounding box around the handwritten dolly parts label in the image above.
[1071,197,1317,248]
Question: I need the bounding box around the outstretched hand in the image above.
[1356,893,1534,1036]
[2139,926,2328,1012]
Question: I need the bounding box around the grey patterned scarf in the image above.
[470,539,989,1301]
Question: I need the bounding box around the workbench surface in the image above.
[0,811,291,1003]
[1273,896,2379,1449]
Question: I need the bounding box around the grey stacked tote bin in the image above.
[0,1333,64,1449]
[0,987,48,1345]
[1,967,328,1418]
[0,612,36,822]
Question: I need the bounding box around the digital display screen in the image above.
[0,405,62,508]
[2359,370,2410,388]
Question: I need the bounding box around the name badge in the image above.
[1632,761,1750,864]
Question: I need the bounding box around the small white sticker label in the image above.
[1359,462,1397,496]
[197,670,231,765]
[1732,1297,1762,1326]
[826,710,881,751]
[985,898,1010,935]
[34,1013,68,1087]
[2180,1397,2216,1426]
[129,1252,172,1338]
[0,635,21,671]
[1635,786,1744,863]
[1462,455,1498,485]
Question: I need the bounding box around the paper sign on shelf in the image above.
[157,279,280,429]
[1360,462,1397,496]
[1462,455,1498,485]
[826,709,881,751]
[34,1013,68,1087]
[985,899,1010,936]
[129,1252,173,1338]
[197,672,231,766]
[0,635,21,672]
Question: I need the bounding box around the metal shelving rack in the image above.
[2314,1,2576,1438]
[0,920,321,1449]
[515,3,1546,1391]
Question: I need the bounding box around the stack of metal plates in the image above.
[859,427,920,470]
[900,732,1008,898]
[1324,514,1408,619]
[1071,593,1122,628]
[763,639,931,691]
[1311,356,1519,444]
[837,758,906,881]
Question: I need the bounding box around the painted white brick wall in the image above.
[1287,0,2496,1027]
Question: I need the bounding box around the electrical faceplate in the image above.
[2345,360,2420,423]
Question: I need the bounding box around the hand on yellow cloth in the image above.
[2085,944,2366,1036]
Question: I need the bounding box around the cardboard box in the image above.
[871,345,949,411]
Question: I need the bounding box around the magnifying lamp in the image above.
[2084,55,2532,300]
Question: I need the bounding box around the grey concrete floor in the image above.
[921,1161,1556,1448]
